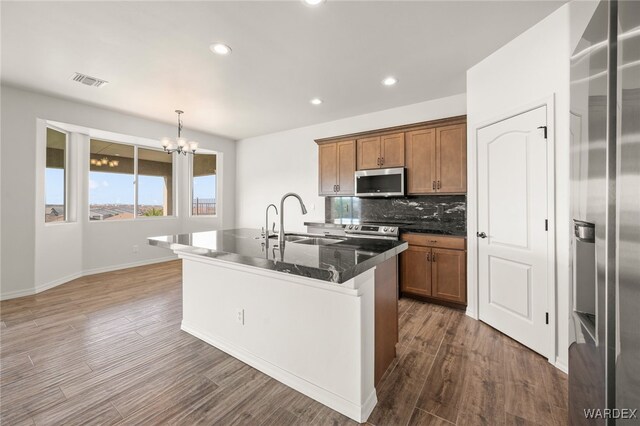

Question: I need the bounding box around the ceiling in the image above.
[1,1,565,140]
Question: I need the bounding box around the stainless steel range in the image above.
[305,221,404,240]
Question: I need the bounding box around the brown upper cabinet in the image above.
[436,124,467,193]
[318,140,356,196]
[357,133,405,170]
[315,115,466,197]
[405,129,437,194]
[406,123,466,194]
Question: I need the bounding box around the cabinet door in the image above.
[405,129,437,194]
[380,133,405,168]
[336,140,356,195]
[357,136,381,170]
[318,143,337,196]
[436,124,467,193]
[431,248,466,303]
[400,246,431,296]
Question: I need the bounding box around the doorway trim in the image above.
[466,94,557,363]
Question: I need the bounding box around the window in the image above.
[191,153,217,216]
[138,148,173,217]
[89,140,173,221]
[45,127,67,223]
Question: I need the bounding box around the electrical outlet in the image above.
[132,245,139,253]
[236,308,245,325]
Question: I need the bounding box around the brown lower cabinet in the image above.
[400,233,467,306]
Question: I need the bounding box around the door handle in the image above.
[477,232,487,238]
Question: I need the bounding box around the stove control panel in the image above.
[345,224,400,238]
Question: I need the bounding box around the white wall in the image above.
[466,0,598,371]
[0,85,236,299]
[235,93,467,231]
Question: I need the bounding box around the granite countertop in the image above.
[148,228,408,284]
[398,223,466,237]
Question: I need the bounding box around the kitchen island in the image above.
[148,228,407,422]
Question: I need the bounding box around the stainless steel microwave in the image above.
[354,167,405,197]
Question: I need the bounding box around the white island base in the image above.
[179,252,378,423]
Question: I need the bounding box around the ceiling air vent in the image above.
[71,72,108,88]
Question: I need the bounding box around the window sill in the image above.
[88,216,179,223]
[44,220,77,227]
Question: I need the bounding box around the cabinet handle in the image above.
[437,180,441,189]
[337,184,340,192]
[432,181,436,190]
[377,157,380,166]
[381,157,384,165]
[432,253,436,262]
[334,185,338,192]
[426,253,431,261]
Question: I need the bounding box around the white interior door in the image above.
[477,105,549,357]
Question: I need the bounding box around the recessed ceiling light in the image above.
[310,98,323,105]
[382,76,398,86]
[302,0,325,6]
[209,43,232,55]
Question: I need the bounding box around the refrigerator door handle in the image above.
[573,219,595,243]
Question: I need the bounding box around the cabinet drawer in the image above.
[401,233,466,250]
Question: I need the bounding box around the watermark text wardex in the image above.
[584,408,638,419]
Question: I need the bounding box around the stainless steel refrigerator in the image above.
[569,0,640,424]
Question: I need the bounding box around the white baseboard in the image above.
[0,287,36,300]
[465,308,479,320]
[554,358,569,374]
[181,320,378,423]
[35,271,84,294]
[0,255,178,301]
[81,255,177,277]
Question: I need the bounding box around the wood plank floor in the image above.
[0,260,567,425]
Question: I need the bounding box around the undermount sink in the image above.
[292,237,343,246]
[267,234,308,243]
[265,233,346,246]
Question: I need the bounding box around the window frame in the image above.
[189,151,218,218]
[88,138,177,222]
[44,125,70,225]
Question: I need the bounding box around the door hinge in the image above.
[545,312,549,324]
[545,219,548,231]
[537,125,548,139]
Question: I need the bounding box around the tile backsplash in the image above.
[325,195,466,229]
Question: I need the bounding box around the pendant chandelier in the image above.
[90,157,119,168]
[161,110,198,155]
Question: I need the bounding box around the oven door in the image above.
[354,167,405,197]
